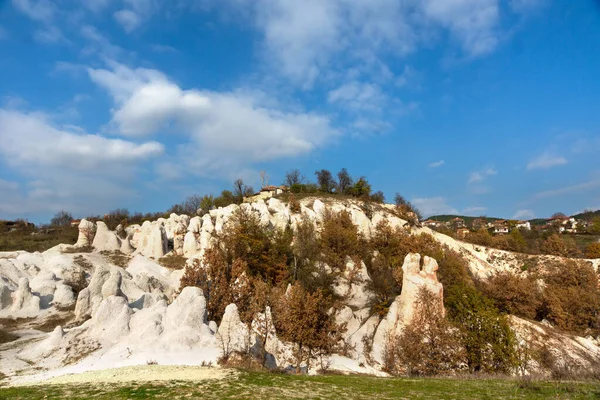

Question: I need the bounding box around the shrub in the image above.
[288,194,301,213]
[158,254,187,270]
[483,272,541,320]
[467,229,493,247]
[540,234,581,257]
[319,210,360,273]
[50,210,73,227]
[385,288,465,376]
[585,242,600,259]
[273,283,345,373]
[221,208,291,284]
[538,260,600,333]
[445,283,519,374]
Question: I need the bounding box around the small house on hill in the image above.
[450,217,466,229]
[423,219,445,229]
[493,220,509,234]
[244,185,289,203]
[516,220,531,230]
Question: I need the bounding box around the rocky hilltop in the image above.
[1,197,599,383]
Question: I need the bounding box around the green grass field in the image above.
[1,370,599,400]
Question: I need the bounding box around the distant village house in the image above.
[243,185,289,203]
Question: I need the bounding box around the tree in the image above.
[551,212,567,219]
[214,190,236,208]
[445,284,519,374]
[589,217,600,235]
[394,193,423,221]
[284,169,304,187]
[483,272,541,319]
[291,216,320,288]
[370,191,385,203]
[350,177,371,198]
[319,210,360,273]
[170,195,204,216]
[50,210,73,227]
[273,284,344,372]
[336,168,353,195]
[233,178,249,203]
[539,260,600,333]
[199,194,215,214]
[314,169,335,193]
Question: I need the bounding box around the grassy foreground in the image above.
[1,370,599,400]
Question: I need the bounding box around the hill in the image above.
[427,214,503,224]
[573,209,600,221]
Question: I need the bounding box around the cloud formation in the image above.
[527,152,567,170]
[0,109,164,218]
[429,160,445,168]
[468,166,497,184]
[88,62,339,173]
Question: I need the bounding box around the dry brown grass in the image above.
[158,254,187,270]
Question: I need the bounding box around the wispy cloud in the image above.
[532,179,600,200]
[114,9,142,33]
[527,152,567,170]
[12,0,56,22]
[468,166,497,184]
[513,209,535,219]
[429,160,445,168]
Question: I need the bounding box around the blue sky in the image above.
[1,0,599,223]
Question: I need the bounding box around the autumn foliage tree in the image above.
[385,288,465,376]
[273,284,344,372]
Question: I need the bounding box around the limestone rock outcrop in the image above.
[134,221,168,259]
[75,219,96,247]
[10,278,41,317]
[217,303,250,354]
[92,222,122,252]
[0,282,13,309]
[371,253,444,363]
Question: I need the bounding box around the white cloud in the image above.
[80,25,126,59]
[114,9,142,33]
[463,206,487,215]
[527,153,568,170]
[12,0,55,22]
[429,160,444,168]
[33,25,66,44]
[0,109,165,219]
[208,0,503,86]
[412,196,458,217]
[327,81,385,111]
[0,109,163,170]
[513,209,534,219]
[88,62,338,173]
[421,0,499,56]
[468,166,497,183]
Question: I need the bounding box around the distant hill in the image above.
[430,209,600,226]
[426,215,503,224]
[572,209,600,221]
